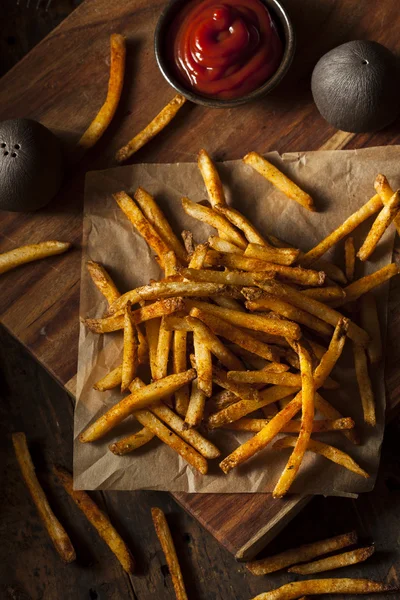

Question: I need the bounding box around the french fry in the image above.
[189,302,301,340]
[0,241,71,275]
[360,293,382,364]
[334,262,400,307]
[136,324,149,364]
[211,294,245,311]
[223,417,354,433]
[162,250,179,278]
[181,230,194,255]
[353,343,376,426]
[344,237,356,282]
[94,365,122,391]
[211,389,239,411]
[109,427,155,455]
[173,330,190,416]
[313,258,347,285]
[250,578,395,599]
[87,260,120,305]
[186,316,244,371]
[188,243,209,269]
[79,369,196,442]
[219,393,303,473]
[243,151,315,211]
[179,266,272,287]
[227,370,302,387]
[185,379,207,428]
[134,187,187,263]
[12,433,75,564]
[301,194,383,266]
[193,331,213,397]
[121,303,138,391]
[208,236,244,254]
[181,196,247,249]
[146,317,161,378]
[245,293,332,336]
[190,307,283,361]
[116,94,186,163]
[273,344,315,498]
[273,435,369,478]
[246,530,358,575]
[153,316,173,380]
[78,34,126,149]
[374,173,400,235]
[151,507,188,600]
[358,190,400,261]
[258,280,369,346]
[313,317,348,389]
[301,286,346,303]
[244,242,300,265]
[288,545,375,575]
[315,392,359,445]
[205,250,325,286]
[213,366,261,402]
[198,148,226,208]
[214,205,269,246]
[53,465,134,573]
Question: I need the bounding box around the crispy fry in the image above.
[109,427,155,455]
[360,293,382,364]
[301,194,383,266]
[181,196,247,249]
[211,389,239,411]
[136,324,149,364]
[12,433,75,564]
[353,343,376,426]
[146,317,161,378]
[152,507,188,600]
[53,465,134,572]
[79,369,196,442]
[219,393,303,473]
[245,242,300,266]
[374,173,400,235]
[213,366,261,401]
[94,365,122,391]
[188,243,209,269]
[273,344,315,498]
[185,379,207,428]
[227,370,302,387]
[0,241,71,275]
[173,330,190,416]
[312,258,347,285]
[186,317,244,371]
[116,94,186,162]
[180,266,272,287]
[87,260,120,305]
[208,236,244,254]
[273,435,369,478]
[250,578,394,599]
[198,148,226,208]
[193,331,213,397]
[313,317,348,389]
[214,205,269,246]
[134,187,187,263]
[334,262,400,307]
[288,545,375,575]
[358,190,400,261]
[223,417,354,433]
[301,286,346,302]
[181,230,194,255]
[121,303,138,391]
[258,280,369,346]
[153,316,173,380]
[211,294,245,311]
[243,151,315,211]
[315,392,359,445]
[245,293,332,336]
[78,34,125,149]
[163,251,179,278]
[344,237,356,282]
[246,530,358,575]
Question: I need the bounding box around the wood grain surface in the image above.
[1,0,400,566]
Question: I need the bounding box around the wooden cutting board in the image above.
[1,0,400,561]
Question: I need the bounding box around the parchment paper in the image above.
[74,146,400,494]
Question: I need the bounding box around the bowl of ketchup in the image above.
[155,0,295,107]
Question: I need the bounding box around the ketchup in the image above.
[167,0,283,100]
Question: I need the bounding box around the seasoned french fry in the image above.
[181,230,194,255]
[214,205,269,246]
[185,379,207,428]
[152,507,188,600]
[219,393,303,473]
[208,236,244,254]
[312,258,347,285]
[288,545,375,575]
[188,243,209,269]
[121,303,138,391]
[136,324,149,364]
[344,237,355,282]
[301,194,383,266]
[79,369,196,442]
[243,151,315,211]
[353,343,376,426]
[162,250,179,278]
[301,286,346,303]
[211,294,245,311]
[116,94,186,163]
[78,34,125,149]
[87,260,120,305]
[273,344,315,498]
[146,317,161,378]
[313,317,348,389]
[109,427,155,455]
[213,366,261,402]
[186,317,244,371]
[374,173,400,235]
[53,465,134,572]
[211,389,239,411]
[180,266,272,287]
[173,330,190,416]
[245,293,332,336]
[193,331,213,397]
[358,190,400,261]
[12,433,75,564]
[360,294,382,364]
[223,417,354,433]
[274,435,369,478]
[0,241,71,275]
[94,365,122,391]
[244,242,300,265]
[198,148,226,208]
[258,280,369,346]
[134,187,187,263]
[227,370,302,387]
[181,197,247,249]
[250,578,394,599]
[153,316,173,380]
[334,262,400,307]
[315,392,359,445]
[246,530,358,575]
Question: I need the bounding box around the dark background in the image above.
[1,1,400,599]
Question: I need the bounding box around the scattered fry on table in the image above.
[288,545,375,575]
[374,173,400,235]
[87,260,120,305]
[358,190,400,261]
[94,364,122,391]
[197,148,226,208]
[353,342,376,426]
[109,427,155,455]
[250,578,395,599]
[0,241,71,275]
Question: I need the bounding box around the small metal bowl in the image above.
[154,0,296,108]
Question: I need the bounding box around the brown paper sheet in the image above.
[74,146,399,494]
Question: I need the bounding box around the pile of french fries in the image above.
[79,148,400,498]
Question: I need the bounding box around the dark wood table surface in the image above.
[1,2,400,599]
